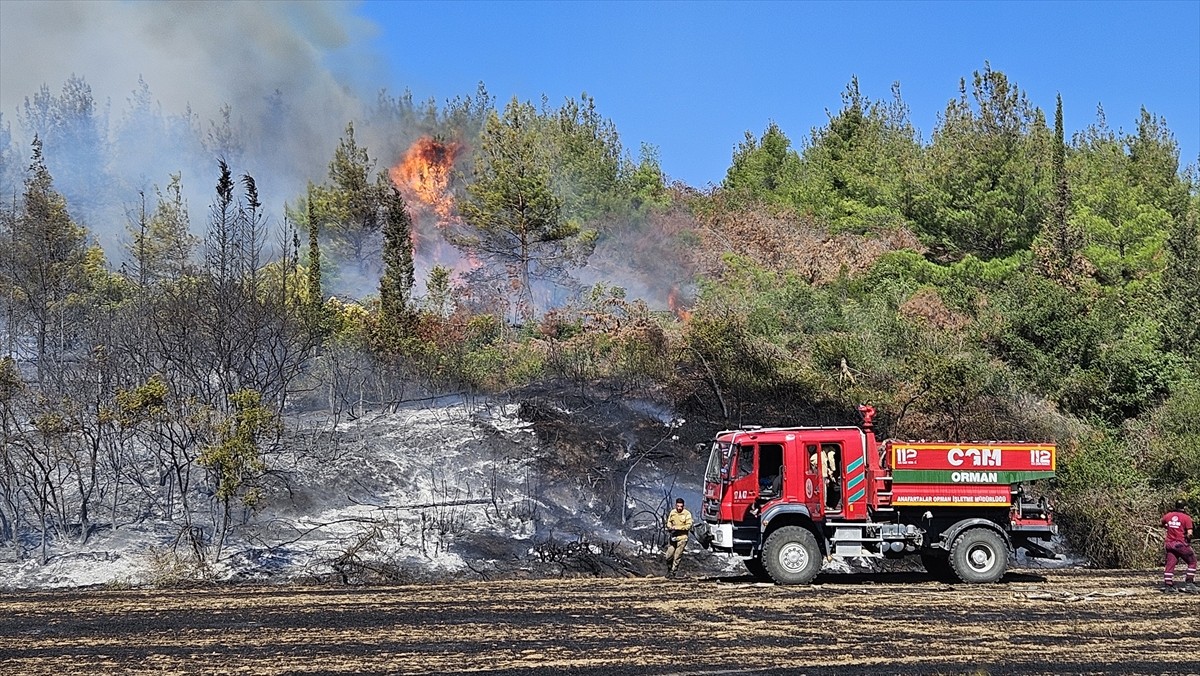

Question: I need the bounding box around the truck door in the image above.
[806,430,868,519]
[728,443,759,521]
[803,443,825,520]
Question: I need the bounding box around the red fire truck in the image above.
[699,406,1057,584]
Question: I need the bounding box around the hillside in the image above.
[0,64,1196,581]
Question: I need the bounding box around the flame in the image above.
[668,286,691,323]
[389,137,461,224]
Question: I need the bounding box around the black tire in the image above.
[762,526,822,585]
[920,552,954,581]
[743,556,769,580]
[948,528,1009,584]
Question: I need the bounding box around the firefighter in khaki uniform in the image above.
[663,498,693,577]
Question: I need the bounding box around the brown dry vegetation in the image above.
[1,568,1196,675]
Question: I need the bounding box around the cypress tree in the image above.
[379,185,415,325]
[305,184,322,315]
[1036,93,1083,281]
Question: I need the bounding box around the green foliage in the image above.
[1034,94,1086,282]
[114,374,168,424]
[378,186,416,328]
[544,94,626,221]
[304,184,324,320]
[321,297,372,347]
[1070,118,1173,287]
[459,340,546,391]
[1054,433,1158,567]
[901,339,1012,439]
[627,143,670,211]
[1138,379,1200,502]
[1161,189,1200,358]
[984,272,1184,424]
[423,265,453,316]
[199,389,273,506]
[1126,108,1190,221]
[681,255,847,420]
[308,123,396,273]
[3,66,1197,573]
[541,284,671,389]
[1,137,92,382]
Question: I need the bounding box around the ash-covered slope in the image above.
[0,392,722,589]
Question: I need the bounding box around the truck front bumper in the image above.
[708,522,734,551]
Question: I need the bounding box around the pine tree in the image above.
[311,123,384,275]
[458,99,595,319]
[723,121,803,204]
[238,173,264,292]
[128,174,196,285]
[915,64,1051,259]
[1163,190,1200,359]
[425,265,453,316]
[2,137,90,382]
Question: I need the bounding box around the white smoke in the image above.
[0,1,384,255]
[0,1,371,140]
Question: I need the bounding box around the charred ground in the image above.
[2,568,1196,675]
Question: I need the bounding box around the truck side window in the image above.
[735,445,754,479]
[759,443,784,496]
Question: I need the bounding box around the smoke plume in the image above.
[0,1,376,245]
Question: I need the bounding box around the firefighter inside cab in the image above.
[807,443,842,511]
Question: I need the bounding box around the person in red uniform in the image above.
[1161,500,1196,593]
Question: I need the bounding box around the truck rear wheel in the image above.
[762,526,821,585]
[949,528,1008,584]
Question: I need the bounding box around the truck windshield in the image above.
[704,441,733,483]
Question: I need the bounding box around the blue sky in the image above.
[353,0,1200,187]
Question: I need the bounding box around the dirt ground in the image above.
[1,568,1196,676]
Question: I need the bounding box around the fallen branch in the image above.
[376,499,492,510]
[1017,590,1135,603]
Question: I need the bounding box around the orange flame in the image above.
[389,137,461,224]
[668,286,691,323]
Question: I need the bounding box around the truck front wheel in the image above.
[949,528,1008,584]
[762,526,822,585]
